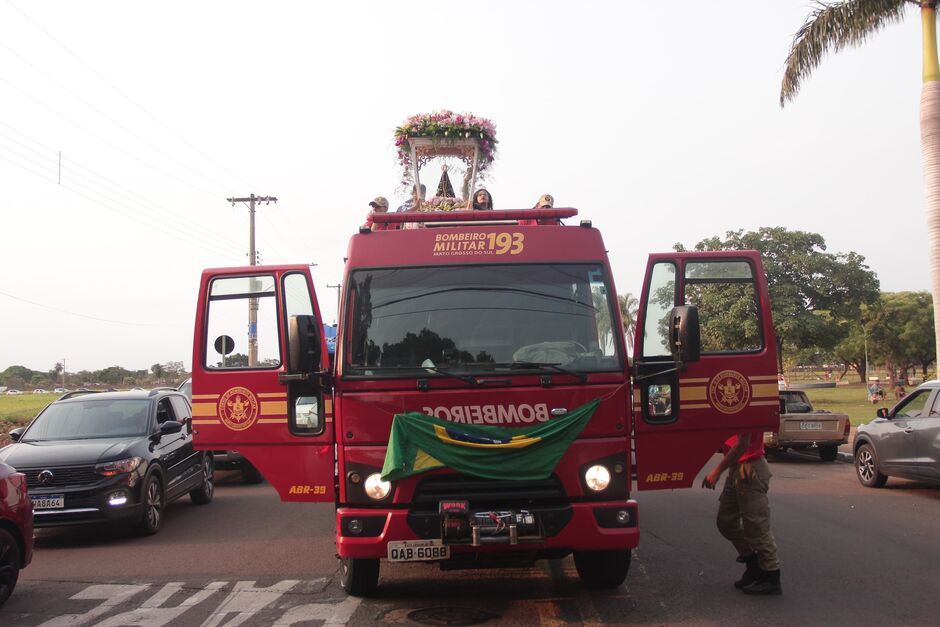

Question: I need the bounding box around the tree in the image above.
[867,291,935,381]
[619,293,639,354]
[150,363,165,380]
[676,227,880,370]
[781,0,940,369]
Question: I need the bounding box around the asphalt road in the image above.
[3,454,939,626]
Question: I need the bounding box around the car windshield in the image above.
[345,263,622,376]
[24,399,151,441]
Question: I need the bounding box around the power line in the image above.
[0,288,181,327]
[0,122,243,251]
[5,0,257,190]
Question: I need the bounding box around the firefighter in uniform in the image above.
[702,431,781,595]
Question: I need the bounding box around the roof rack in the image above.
[372,207,578,227]
[149,387,177,396]
[59,390,102,400]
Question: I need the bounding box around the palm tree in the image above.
[780,0,940,369]
[619,293,639,354]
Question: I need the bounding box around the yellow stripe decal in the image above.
[750,400,780,407]
[261,401,287,416]
[192,419,219,425]
[680,404,712,410]
[192,394,219,400]
[751,384,778,398]
[258,418,288,424]
[748,375,779,381]
[682,378,710,384]
[679,387,708,401]
[258,392,286,399]
[324,398,333,413]
[192,404,217,417]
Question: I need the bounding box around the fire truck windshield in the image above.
[345,263,622,376]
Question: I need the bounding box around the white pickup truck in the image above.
[764,390,851,462]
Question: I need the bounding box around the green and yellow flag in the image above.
[381,399,600,481]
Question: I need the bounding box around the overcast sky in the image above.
[0,1,930,374]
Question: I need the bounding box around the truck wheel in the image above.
[240,461,263,485]
[573,550,631,589]
[0,528,21,606]
[339,557,379,596]
[818,445,839,462]
[855,444,887,488]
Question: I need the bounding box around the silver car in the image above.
[854,380,940,488]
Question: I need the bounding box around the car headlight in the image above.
[95,457,143,477]
[364,473,391,500]
[585,465,611,492]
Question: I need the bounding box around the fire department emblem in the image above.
[218,387,259,431]
[708,370,750,415]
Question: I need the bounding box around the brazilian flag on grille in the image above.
[381,399,600,481]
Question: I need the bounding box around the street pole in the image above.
[327,283,341,322]
[228,195,277,367]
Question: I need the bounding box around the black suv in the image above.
[0,389,214,535]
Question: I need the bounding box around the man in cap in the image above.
[520,193,559,225]
[363,196,391,231]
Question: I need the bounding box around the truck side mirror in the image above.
[8,427,25,442]
[669,305,700,363]
[288,314,321,374]
[876,407,889,418]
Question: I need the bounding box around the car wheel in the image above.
[338,557,379,596]
[190,455,215,505]
[855,443,887,488]
[136,474,165,535]
[0,528,21,607]
[573,550,631,589]
[240,461,263,485]
[818,445,839,462]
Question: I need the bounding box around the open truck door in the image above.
[191,265,335,502]
[632,251,778,490]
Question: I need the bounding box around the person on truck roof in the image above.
[363,196,391,231]
[520,193,559,226]
[396,184,426,212]
[472,188,493,210]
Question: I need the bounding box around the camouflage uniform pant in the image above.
[717,456,779,571]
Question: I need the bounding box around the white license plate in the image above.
[31,494,65,510]
[799,421,823,431]
[387,539,450,562]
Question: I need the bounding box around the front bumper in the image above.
[30,477,144,528]
[336,499,638,559]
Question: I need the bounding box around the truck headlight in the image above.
[585,465,611,492]
[364,473,391,500]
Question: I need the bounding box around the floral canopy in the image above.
[394,111,497,203]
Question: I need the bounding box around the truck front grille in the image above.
[412,474,566,509]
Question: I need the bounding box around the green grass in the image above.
[799,384,893,427]
[0,394,55,427]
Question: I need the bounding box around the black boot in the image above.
[742,568,782,595]
[734,553,760,589]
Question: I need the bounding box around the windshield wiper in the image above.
[350,364,478,386]
[506,361,588,383]
[419,366,478,386]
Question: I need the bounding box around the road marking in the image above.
[273,596,362,626]
[202,580,299,627]
[39,584,150,627]
[96,581,226,626]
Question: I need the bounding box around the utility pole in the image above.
[227,194,278,366]
[61,357,67,389]
[327,283,341,322]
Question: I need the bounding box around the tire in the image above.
[240,461,263,485]
[855,443,887,488]
[573,550,631,589]
[136,474,165,535]
[818,445,839,462]
[190,455,215,505]
[0,528,21,607]
[339,557,379,596]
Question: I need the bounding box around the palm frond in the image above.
[780,0,911,106]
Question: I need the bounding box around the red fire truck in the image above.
[190,208,778,595]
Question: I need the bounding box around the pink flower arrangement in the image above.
[394,110,498,183]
